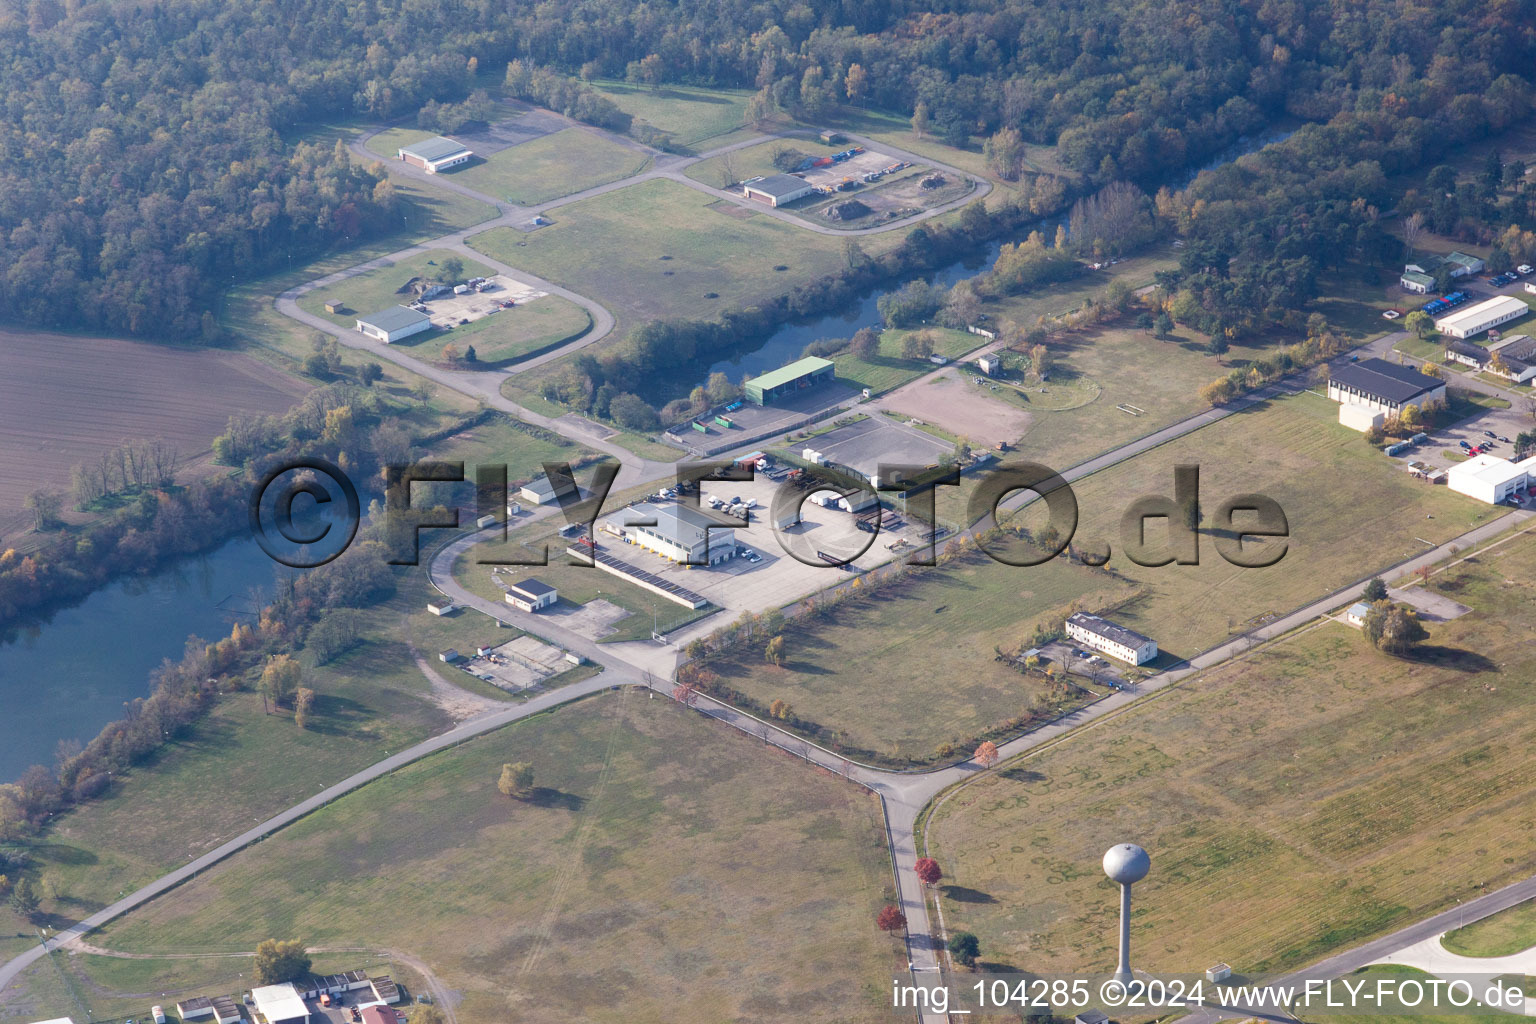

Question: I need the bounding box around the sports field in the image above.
[927,525,1536,977]
[82,692,897,1024]
[297,248,593,365]
[1014,392,1504,656]
[468,179,857,333]
[698,542,1139,763]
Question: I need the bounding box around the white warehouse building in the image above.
[603,501,739,565]
[1446,453,1536,504]
[1065,612,1158,665]
[1434,295,1530,339]
[355,305,432,343]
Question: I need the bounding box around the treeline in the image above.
[1149,73,1533,340]
[502,61,631,132]
[70,439,180,508]
[0,381,427,630]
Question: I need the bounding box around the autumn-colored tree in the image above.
[498,762,535,798]
[1028,343,1050,379]
[671,681,699,706]
[844,63,869,105]
[915,857,942,886]
[254,939,311,985]
[768,699,793,721]
[911,101,930,139]
[850,327,880,360]
[294,687,317,729]
[442,343,461,363]
[258,654,302,713]
[876,905,907,932]
[764,635,785,666]
[974,741,999,767]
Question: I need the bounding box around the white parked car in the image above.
[1519,264,1534,275]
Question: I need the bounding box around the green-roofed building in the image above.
[742,356,835,405]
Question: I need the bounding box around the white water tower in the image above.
[1103,843,1150,984]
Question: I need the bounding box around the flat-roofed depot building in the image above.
[742,173,816,207]
[603,501,739,565]
[743,356,834,405]
[1447,452,1536,504]
[397,135,472,174]
[251,984,309,1024]
[1065,612,1158,665]
[1328,358,1446,422]
[356,305,431,343]
[1434,294,1530,339]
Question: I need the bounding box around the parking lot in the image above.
[667,380,853,455]
[1036,639,1130,686]
[1395,402,1530,476]
[797,414,953,480]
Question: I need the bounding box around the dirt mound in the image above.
[824,199,871,221]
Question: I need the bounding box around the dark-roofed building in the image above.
[1487,334,1536,383]
[397,136,472,173]
[177,997,214,1021]
[742,173,816,207]
[505,578,557,612]
[368,976,401,1005]
[210,996,242,1024]
[1065,612,1158,665]
[355,305,432,343]
[1327,358,1446,416]
[1443,338,1493,370]
[603,501,739,565]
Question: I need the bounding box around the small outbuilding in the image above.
[176,998,214,1021]
[505,578,558,612]
[976,354,1000,376]
[356,305,432,344]
[426,599,454,616]
[323,300,344,314]
[1346,602,1373,627]
[439,648,461,663]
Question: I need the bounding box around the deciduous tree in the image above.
[915,857,942,886]
[498,762,535,798]
[974,741,999,767]
[876,905,906,932]
[254,939,311,985]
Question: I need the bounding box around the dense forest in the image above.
[2,0,1535,338]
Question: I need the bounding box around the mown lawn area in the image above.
[927,526,1536,978]
[296,247,594,366]
[467,178,859,337]
[83,691,897,1024]
[699,541,1141,763]
[588,80,754,146]
[1015,392,1507,656]
[829,326,982,395]
[368,125,650,205]
[1442,898,1536,957]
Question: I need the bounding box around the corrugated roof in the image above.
[1434,295,1529,333]
[358,305,430,334]
[400,135,471,162]
[745,173,812,198]
[1068,611,1154,649]
[745,356,834,392]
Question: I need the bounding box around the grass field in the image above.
[368,125,650,206]
[1442,899,1536,957]
[1008,392,1506,656]
[828,327,983,395]
[927,525,1536,978]
[468,179,859,337]
[588,81,754,147]
[0,328,309,543]
[699,541,1139,762]
[80,692,897,1024]
[297,248,593,366]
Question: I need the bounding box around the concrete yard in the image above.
[802,413,953,479]
[879,369,1033,448]
[667,379,853,455]
[543,597,629,640]
[423,274,549,329]
[601,475,934,644]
